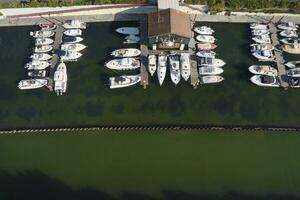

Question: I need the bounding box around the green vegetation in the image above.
[1,130,300,199]
[185,0,300,13]
[0,0,147,9]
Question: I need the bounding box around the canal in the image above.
[0,22,300,129]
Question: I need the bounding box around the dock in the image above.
[188,32,199,88]
[269,23,289,88]
[47,22,64,91]
[139,15,149,89]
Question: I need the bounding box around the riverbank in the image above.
[1,130,300,199]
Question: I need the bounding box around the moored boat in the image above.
[157,54,167,86]
[250,44,274,52]
[27,70,47,78]
[248,65,278,76]
[148,54,157,76]
[251,29,270,36]
[63,20,86,29]
[282,43,300,54]
[111,48,141,57]
[64,36,84,44]
[60,51,82,61]
[200,75,224,84]
[18,79,48,90]
[287,67,300,77]
[61,43,87,52]
[180,53,191,81]
[252,50,274,61]
[35,38,54,46]
[25,60,50,70]
[193,26,214,35]
[199,66,223,75]
[124,34,140,44]
[280,30,297,37]
[109,75,141,89]
[30,30,55,38]
[199,57,226,68]
[34,45,53,53]
[30,53,52,61]
[196,50,216,58]
[54,62,68,95]
[64,29,82,36]
[285,61,300,68]
[280,37,300,45]
[106,58,140,70]
[116,27,139,35]
[252,34,271,44]
[277,21,298,31]
[197,43,217,50]
[250,23,268,30]
[39,23,56,31]
[196,35,215,43]
[250,75,280,87]
[169,55,181,85]
[289,77,300,88]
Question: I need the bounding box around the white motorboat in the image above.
[196,35,215,43]
[200,75,224,84]
[109,75,141,89]
[30,53,52,61]
[60,51,82,61]
[287,67,300,77]
[124,34,140,44]
[196,50,216,58]
[180,53,191,81]
[252,29,270,36]
[27,70,47,78]
[250,75,280,87]
[169,55,180,85]
[199,66,223,75]
[285,61,300,68]
[250,23,268,30]
[18,79,48,90]
[197,43,217,50]
[35,38,54,46]
[106,58,140,70]
[280,30,297,37]
[148,54,156,76]
[280,37,300,45]
[25,60,50,70]
[248,65,278,76]
[64,29,82,36]
[39,23,56,31]
[250,44,274,52]
[63,20,86,29]
[54,62,67,95]
[277,21,298,31]
[61,43,87,52]
[252,50,274,61]
[193,26,214,35]
[34,45,53,53]
[157,54,167,86]
[116,27,139,35]
[252,34,271,44]
[64,36,84,44]
[111,48,141,57]
[30,30,55,38]
[199,57,226,68]
[289,77,300,88]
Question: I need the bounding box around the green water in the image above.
[1,22,300,129]
[0,131,300,199]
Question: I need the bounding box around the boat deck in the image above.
[139,16,149,89]
[47,22,64,90]
[269,23,289,88]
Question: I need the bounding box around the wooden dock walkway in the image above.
[269,23,289,88]
[47,24,64,90]
[139,16,149,89]
[188,34,199,88]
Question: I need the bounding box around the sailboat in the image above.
[157,54,167,86]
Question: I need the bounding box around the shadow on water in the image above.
[0,170,300,200]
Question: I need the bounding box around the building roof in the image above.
[157,0,179,10]
[148,9,192,38]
